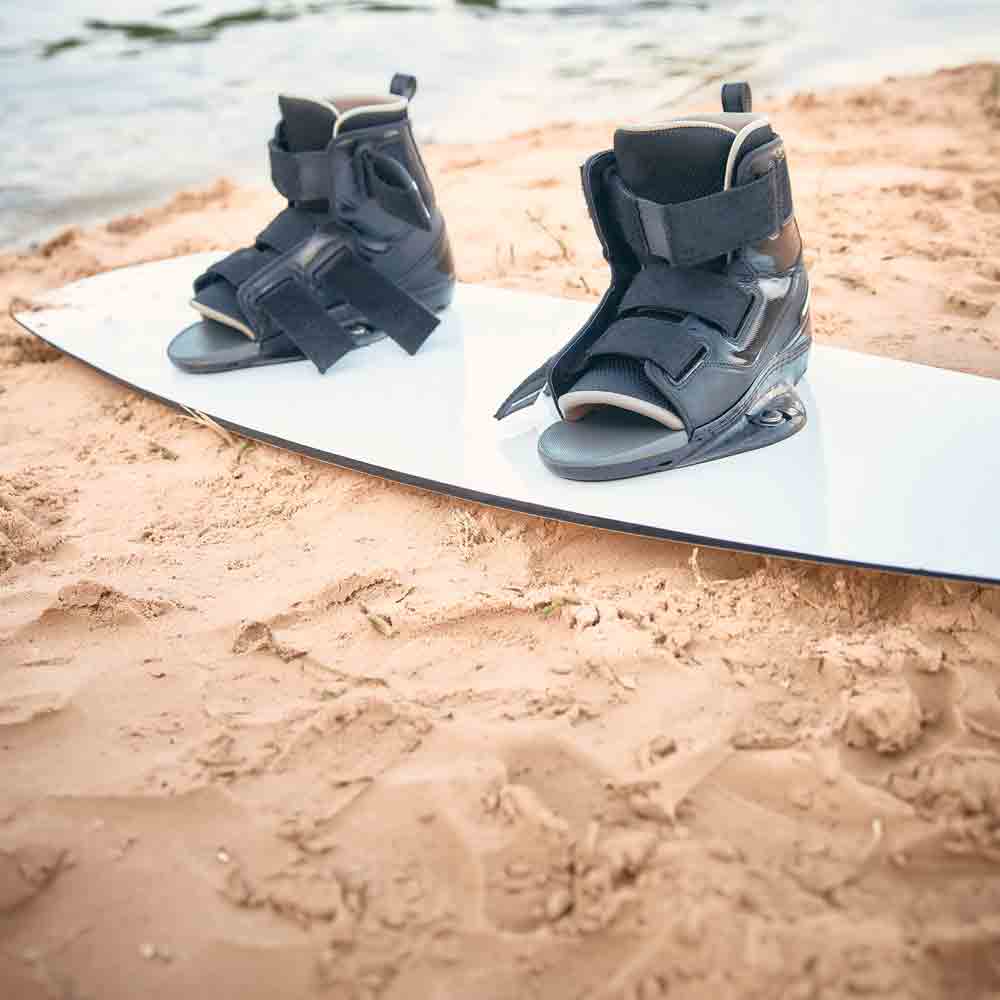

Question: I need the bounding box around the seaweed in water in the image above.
[83,19,189,42]
[84,18,180,42]
[41,37,86,59]
[201,6,298,29]
[43,0,485,60]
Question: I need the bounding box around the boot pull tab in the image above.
[390,73,418,101]
[721,81,752,113]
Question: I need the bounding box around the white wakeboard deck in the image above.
[14,253,1000,585]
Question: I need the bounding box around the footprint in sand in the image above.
[0,488,61,574]
[838,659,963,785]
[944,286,995,319]
[477,735,726,936]
[973,187,1000,214]
[0,842,70,914]
[886,749,1000,876]
[0,689,68,728]
[39,580,175,629]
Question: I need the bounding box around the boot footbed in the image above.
[192,283,253,338]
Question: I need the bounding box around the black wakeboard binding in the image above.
[494,82,812,481]
[168,73,455,374]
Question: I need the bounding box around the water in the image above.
[1,0,997,249]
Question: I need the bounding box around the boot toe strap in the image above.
[237,230,439,373]
[559,264,760,427]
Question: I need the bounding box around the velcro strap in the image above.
[589,315,706,383]
[314,248,439,355]
[621,263,752,338]
[612,158,792,267]
[269,142,334,203]
[238,230,440,371]
[255,279,358,374]
[257,207,317,254]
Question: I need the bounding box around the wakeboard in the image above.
[14,253,1000,585]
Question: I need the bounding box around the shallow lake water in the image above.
[2,0,996,247]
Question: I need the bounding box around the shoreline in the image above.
[2,62,1000,1000]
[3,52,997,254]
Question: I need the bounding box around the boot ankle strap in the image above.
[269,141,341,203]
[269,138,431,232]
[608,155,793,268]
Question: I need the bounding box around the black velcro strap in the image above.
[589,316,706,383]
[257,207,317,254]
[254,279,357,374]
[269,142,334,203]
[621,263,752,338]
[315,248,439,355]
[614,159,792,267]
[238,231,440,371]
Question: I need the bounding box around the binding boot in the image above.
[168,73,455,374]
[495,82,811,481]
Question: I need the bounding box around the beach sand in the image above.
[2,63,1000,999]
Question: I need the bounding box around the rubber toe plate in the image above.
[167,319,300,373]
[538,409,689,479]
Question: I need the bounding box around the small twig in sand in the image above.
[359,603,395,638]
[180,405,236,448]
[824,818,885,902]
[525,209,572,261]
[535,594,582,618]
[794,589,824,612]
[9,296,46,314]
[450,509,487,560]
[984,66,1000,116]
[689,547,708,588]
[494,242,518,277]
[147,440,179,461]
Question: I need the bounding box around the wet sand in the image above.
[2,63,1000,1000]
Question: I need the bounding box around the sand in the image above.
[2,63,1000,1000]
